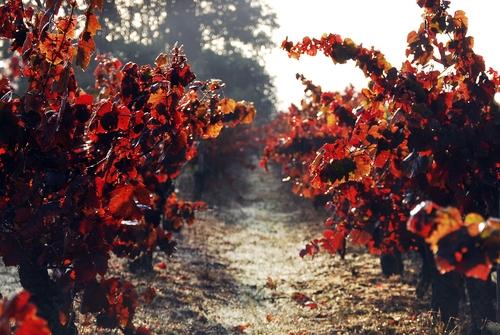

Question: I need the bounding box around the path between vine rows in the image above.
[1,167,436,334]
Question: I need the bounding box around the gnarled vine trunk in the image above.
[465,277,496,334]
[380,253,404,277]
[418,242,497,335]
[129,250,154,273]
[18,262,77,335]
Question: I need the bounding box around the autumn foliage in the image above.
[0,0,254,334]
[0,0,499,332]
[264,0,499,280]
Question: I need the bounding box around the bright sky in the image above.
[264,1,500,110]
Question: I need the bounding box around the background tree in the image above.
[88,0,277,121]
[2,0,277,120]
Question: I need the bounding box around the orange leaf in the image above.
[76,32,96,70]
[76,13,101,70]
[240,103,256,124]
[155,53,169,68]
[85,14,101,35]
[204,123,223,139]
[219,98,236,114]
[425,206,462,252]
[148,87,167,107]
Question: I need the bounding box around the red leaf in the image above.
[108,185,135,217]
[76,93,93,106]
[0,292,51,335]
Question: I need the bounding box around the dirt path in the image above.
[2,167,435,334]
[112,168,433,335]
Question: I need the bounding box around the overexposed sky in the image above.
[264,1,500,110]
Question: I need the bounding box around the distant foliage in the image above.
[261,75,359,202]
[264,0,499,279]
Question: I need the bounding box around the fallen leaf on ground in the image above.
[266,276,278,290]
[304,302,318,309]
[292,292,311,304]
[154,262,167,270]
